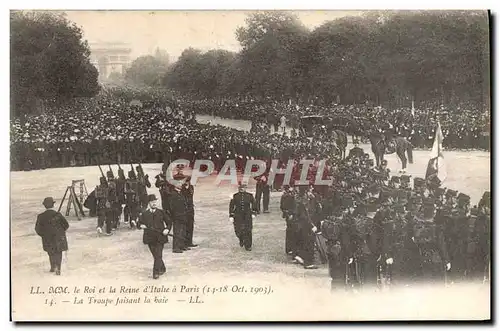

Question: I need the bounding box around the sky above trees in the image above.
[64,10,362,60]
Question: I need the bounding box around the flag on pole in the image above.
[425,121,446,183]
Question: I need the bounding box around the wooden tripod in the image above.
[57,183,86,220]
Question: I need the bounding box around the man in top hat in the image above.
[229,182,257,251]
[138,194,171,279]
[35,197,69,275]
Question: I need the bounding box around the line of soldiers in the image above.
[280,147,491,289]
[84,163,151,235]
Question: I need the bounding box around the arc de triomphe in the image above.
[89,42,132,81]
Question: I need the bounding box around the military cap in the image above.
[390,176,400,183]
[238,181,247,189]
[414,177,425,187]
[400,175,411,183]
[457,193,471,203]
[434,187,446,196]
[470,207,479,217]
[148,194,158,202]
[446,189,458,198]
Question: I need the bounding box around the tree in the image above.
[10,11,99,117]
[125,54,170,87]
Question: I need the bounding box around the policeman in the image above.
[229,182,257,251]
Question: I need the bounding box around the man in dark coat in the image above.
[181,176,198,248]
[255,174,270,214]
[35,197,69,275]
[169,181,188,253]
[138,194,172,279]
[229,182,256,251]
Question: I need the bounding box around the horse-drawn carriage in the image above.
[300,115,350,137]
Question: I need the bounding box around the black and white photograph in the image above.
[9,8,491,321]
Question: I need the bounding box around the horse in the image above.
[331,130,348,159]
[369,133,414,172]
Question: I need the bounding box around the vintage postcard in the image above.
[10,9,491,321]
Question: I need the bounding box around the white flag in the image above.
[425,121,446,182]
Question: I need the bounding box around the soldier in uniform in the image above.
[106,170,120,230]
[229,182,257,251]
[169,180,189,253]
[138,194,172,279]
[115,166,127,225]
[155,166,170,214]
[294,186,319,269]
[136,165,152,210]
[182,176,198,248]
[280,185,297,256]
[95,177,112,235]
[255,174,270,214]
[408,198,451,284]
[124,170,140,228]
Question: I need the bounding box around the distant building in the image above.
[89,42,132,81]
